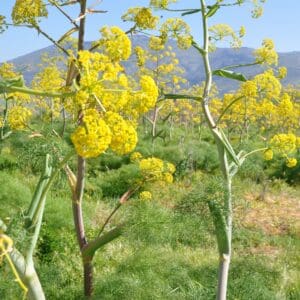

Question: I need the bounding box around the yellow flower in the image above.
[286,157,297,168]
[239,26,246,38]
[163,173,173,183]
[139,191,152,200]
[8,106,32,130]
[122,7,158,30]
[130,151,143,162]
[139,157,164,180]
[278,67,287,79]
[71,109,112,158]
[263,149,273,161]
[134,46,146,67]
[12,0,48,25]
[150,0,177,9]
[254,39,278,65]
[105,112,138,155]
[270,133,296,155]
[240,81,258,98]
[99,26,131,61]
[149,36,165,51]
[166,162,176,174]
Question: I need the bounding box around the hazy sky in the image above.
[1,0,299,62]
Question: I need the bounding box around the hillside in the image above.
[7,35,300,94]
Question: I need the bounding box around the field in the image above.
[0,124,299,299]
[1,1,300,300]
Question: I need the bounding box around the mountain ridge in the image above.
[6,35,300,94]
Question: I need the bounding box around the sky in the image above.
[1,0,300,62]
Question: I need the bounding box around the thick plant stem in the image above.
[10,249,45,300]
[217,254,231,300]
[83,259,93,297]
[199,0,232,299]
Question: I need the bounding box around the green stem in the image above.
[26,154,53,264]
[82,225,124,259]
[200,1,232,299]
[26,155,52,224]
[3,85,75,98]
[161,93,203,102]
[243,147,268,159]
[216,95,245,125]
[31,151,74,226]
[1,94,9,140]
[9,249,45,300]
[222,61,262,70]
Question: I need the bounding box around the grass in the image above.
[0,125,299,299]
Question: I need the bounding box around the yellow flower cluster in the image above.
[0,62,17,79]
[254,39,278,65]
[71,109,112,158]
[208,23,243,49]
[149,36,165,51]
[264,133,299,168]
[130,151,143,162]
[0,63,31,102]
[286,157,297,168]
[139,156,176,183]
[134,46,146,67]
[98,26,131,61]
[270,133,296,154]
[125,76,159,117]
[8,106,32,130]
[0,116,4,128]
[160,18,193,50]
[253,69,281,99]
[150,0,177,9]
[278,67,287,79]
[139,191,152,200]
[210,66,300,134]
[105,112,137,155]
[68,29,158,158]
[122,7,159,30]
[32,64,64,119]
[12,0,47,25]
[263,149,273,161]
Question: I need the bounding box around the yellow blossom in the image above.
[99,26,131,61]
[12,0,47,25]
[122,7,158,30]
[254,39,278,65]
[130,152,143,162]
[8,106,32,130]
[263,149,273,161]
[286,157,297,168]
[105,112,138,155]
[71,109,112,158]
[270,133,296,155]
[139,191,152,200]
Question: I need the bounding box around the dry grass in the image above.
[236,189,300,236]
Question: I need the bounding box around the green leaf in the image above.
[219,128,240,166]
[206,4,220,18]
[181,9,202,16]
[57,27,78,44]
[0,76,25,93]
[191,41,205,56]
[213,69,247,82]
[208,201,230,255]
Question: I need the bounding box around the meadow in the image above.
[0,1,300,299]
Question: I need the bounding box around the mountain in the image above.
[6,35,300,94]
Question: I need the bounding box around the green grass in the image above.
[0,125,299,299]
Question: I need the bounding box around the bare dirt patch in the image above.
[236,190,300,236]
